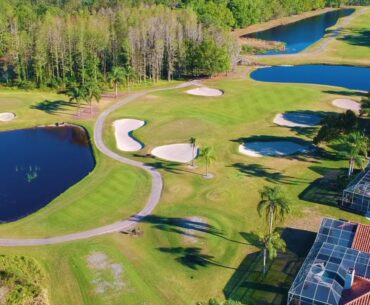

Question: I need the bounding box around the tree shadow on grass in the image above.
[322,89,368,98]
[147,161,203,176]
[224,228,315,305]
[30,100,74,115]
[338,28,370,48]
[129,214,247,245]
[299,166,346,207]
[231,163,307,185]
[158,247,235,270]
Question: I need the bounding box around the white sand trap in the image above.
[113,119,145,152]
[274,112,322,127]
[151,143,198,163]
[239,141,308,157]
[332,99,361,112]
[186,87,223,97]
[0,112,15,122]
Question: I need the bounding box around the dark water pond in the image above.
[247,9,354,55]
[0,125,95,222]
[250,65,370,91]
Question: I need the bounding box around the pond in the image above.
[246,9,354,55]
[0,125,95,222]
[250,65,370,91]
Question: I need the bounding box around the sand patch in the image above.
[87,252,128,295]
[0,112,15,122]
[113,119,145,152]
[178,217,208,244]
[273,112,322,127]
[332,99,361,112]
[239,141,308,157]
[186,87,223,97]
[151,143,198,163]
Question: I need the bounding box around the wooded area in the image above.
[0,0,363,89]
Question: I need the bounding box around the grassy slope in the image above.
[0,9,370,305]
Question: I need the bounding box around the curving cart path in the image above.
[0,81,194,246]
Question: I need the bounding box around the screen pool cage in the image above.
[341,168,370,217]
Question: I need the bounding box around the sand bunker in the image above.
[332,99,361,112]
[113,119,145,152]
[274,112,322,127]
[239,141,308,157]
[0,112,15,122]
[186,87,223,97]
[151,143,198,163]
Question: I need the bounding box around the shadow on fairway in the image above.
[158,247,235,270]
[146,161,203,176]
[223,228,316,305]
[231,163,307,185]
[30,99,74,115]
[299,166,346,207]
[338,28,370,48]
[322,89,368,98]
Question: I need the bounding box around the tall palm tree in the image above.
[258,231,286,273]
[125,66,136,91]
[189,137,197,167]
[257,186,290,241]
[341,131,368,176]
[66,85,82,116]
[82,82,102,115]
[257,185,290,274]
[108,67,126,98]
[200,146,215,177]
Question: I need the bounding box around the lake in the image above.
[246,9,354,55]
[0,125,95,222]
[250,65,370,91]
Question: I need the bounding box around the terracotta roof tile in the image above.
[352,224,370,254]
[341,276,370,305]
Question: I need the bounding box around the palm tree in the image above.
[125,66,136,91]
[200,146,215,177]
[257,185,290,273]
[189,137,197,167]
[258,231,286,273]
[81,82,102,116]
[66,85,82,116]
[257,186,290,241]
[108,67,126,98]
[341,131,369,176]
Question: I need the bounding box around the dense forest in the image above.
[0,0,359,89]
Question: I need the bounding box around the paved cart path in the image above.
[0,81,194,246]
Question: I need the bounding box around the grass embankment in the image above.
[0,71,367,305]
[0,11,370,305]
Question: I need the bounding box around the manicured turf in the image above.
[0,9,370,305]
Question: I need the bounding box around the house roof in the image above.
[352,224,370,254]
[341,276,370,305]
[288,218,370,305]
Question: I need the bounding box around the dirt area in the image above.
[87,252,129,295]
[0,287,9,305]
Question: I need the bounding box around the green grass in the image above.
[0,12,370,305]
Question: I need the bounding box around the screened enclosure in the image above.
[341,169,370,217]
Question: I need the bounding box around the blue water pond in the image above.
[0,125,95,222]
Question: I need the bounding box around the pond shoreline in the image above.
[233,7,339,38]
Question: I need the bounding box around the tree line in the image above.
[0,0,359,89]
[0,1,238,89]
